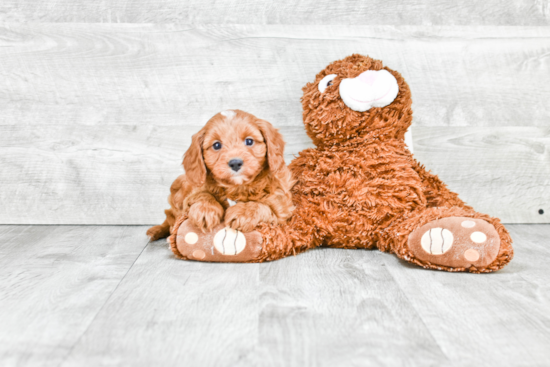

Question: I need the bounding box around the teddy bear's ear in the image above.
[183,129,207,187]
[256,119,286,173]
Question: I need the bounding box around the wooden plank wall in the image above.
[0,7,548,225]
[1,1,549,24]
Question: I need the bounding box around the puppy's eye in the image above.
[318,74,337,93]
[245,138,254,146]
[212,141,222,150]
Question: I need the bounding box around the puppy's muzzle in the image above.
[228,158,244,172]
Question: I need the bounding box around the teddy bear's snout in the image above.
[356,70,379,86]
[339,69,399,112]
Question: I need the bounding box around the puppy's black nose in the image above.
[228,158,244,172]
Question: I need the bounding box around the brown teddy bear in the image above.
[169,54,514,273]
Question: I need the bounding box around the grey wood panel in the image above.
[61,236,263,367]
[255,249,447,366]
[1,0,548,25]
[0,25,549,128]
[1,125,548,224]
[0,225,149,367]
[61,240,446,366]
[414,127,550,224]
[382,224,550,366]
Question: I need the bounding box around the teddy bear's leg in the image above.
[380,207,513,273]
[412,161,473,209]
[254,211,322,261]
[169,217,266,262]
[168,203,323,263]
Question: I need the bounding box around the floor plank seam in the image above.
[55,238,151,367]
[380,254,452,363]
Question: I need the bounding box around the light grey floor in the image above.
[0,225,549,366]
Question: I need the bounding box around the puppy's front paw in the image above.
[224,202,276,233]
[188,201,224,232]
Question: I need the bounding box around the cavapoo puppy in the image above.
[147,109,295,241]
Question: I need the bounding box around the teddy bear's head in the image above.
[301,54,412,147]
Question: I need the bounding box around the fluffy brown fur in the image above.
[169,55,513,273]
[147,110,294,240]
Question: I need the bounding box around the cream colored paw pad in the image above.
[192,249,206,259]
[420,228,453,255]
[213,227,246,255]
[464,249,480,262]
[461,220,476,228]
[184,232,199,245]
[470,232,487,243]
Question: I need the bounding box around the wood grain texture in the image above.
[61,234,263,367]
[1,0,549,25]
[0,25,549,128]
[61,239,447,366]
[0,24,547,225]
[382,224,550,366]
[0,125,313,225]
[414,127,550,224]
[1,224,549,366]
[255,249,447,366]
[1,125,547,224]
[0,225,149,367]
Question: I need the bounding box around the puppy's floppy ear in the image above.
[183,130,207,187]
[257,119,286,173]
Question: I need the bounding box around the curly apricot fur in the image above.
[147,110,295,239]
[171,54,513,273]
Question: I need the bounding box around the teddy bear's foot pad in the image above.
[175,219,263,262]
[408,217,500,269]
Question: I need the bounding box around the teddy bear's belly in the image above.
[290,148,426,245]
[292,170,424,248]
[296,171,423,212]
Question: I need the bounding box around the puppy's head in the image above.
[183,110,285,187]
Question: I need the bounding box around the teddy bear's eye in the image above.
[318,74,338,93]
